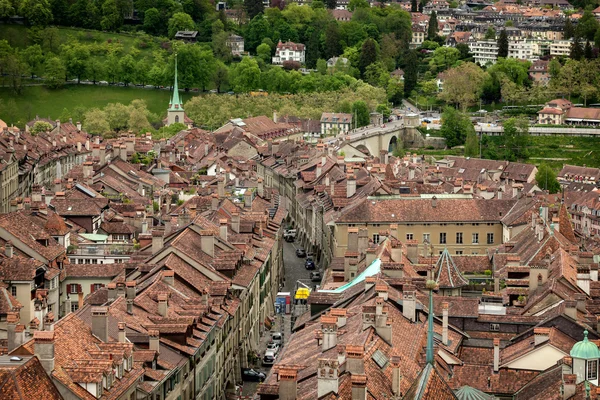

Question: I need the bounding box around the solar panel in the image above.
[372,349,389,368]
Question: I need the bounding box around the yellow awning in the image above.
[295,288,311,299]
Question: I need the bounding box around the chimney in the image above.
[278,369,298,400]
[346,345,364,375]
[34,331,55,374]
[406,242,418,264]
[564,300,577,319]
[375,284,389,301]
[64,296,72,317]
[91,306,109,342]
[7,312,19,352]
[78,292,83,309]
[5,241,13,258]
[257,178,264,197]
[77,121,82,131]
[364,276,376,293]
[119,144,127,160]
[403,286,416,322]
[152,230,164,254]
[391,356,402,396]
[219,219,228,242]
[351,375,367,400]
[157,292,168,317]
[149,329,160,353]
[442,302,449,346]
[244,189,253,208]
[126,281,135,314]
[55,119,60,131]
[337,344,346,365]
[347,228,359,252]
[493,338,500,373]
[141,219,148,234]
[317,359,339,397]
[316,163,322,178]
[534,327,550,346]
[431,196,437,208]
[231,212,240,233]
[162,270,174,286]
[118,322,126,343]
[201,231,214,257]
[107,283,117,301]
[330,308,347,328]
[562,374,576,399]
[346,175,356,198]
[375,297,392,344]
[321,315,338,352]
[575,293,587,313]
[211,193,219,210]
[217,177,225,198]
[357,228,369,255]
[99,145,106,164]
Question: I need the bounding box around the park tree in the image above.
[439,107,472,148]
[497,29,508,58]
[256,43,271,63]
[104,103,131,131]
[143,8,162,35]
[168,12,195,38]
[348,0,369,11]
[49,0,68,24]
[427,11,438,40]
[230,57,261,92]
[317,59,327,75]
[44,56,66,88]
[325,0,336,9]
[536,164,561,193]
[213,61,228,92]
[564,18,574,39]
[31,121,53,134]
[364,62,389,88]
[403,50,418,97]
[576,10,599,42]
[484,27,496,40]
[438,62,486,110]
[501,117,529,161]
[246,15,271,53]
[429,46,460,72]
[128,107,152,133]
[305,27,322,69]
[324,22,342,59]
[101,0,123,31]
[352,100,370,127]
[464,128,479,157]
[21,44,44,79]
[119,54,137,85]
[61,43,90,83]
[83,108,110,135]
[570,36,583,61]
[0,0,15,18]
[358,38,378,77]
[19,0,53,27]
[244,0,263,20]
[584,40,594,60]
[4,54,26,94]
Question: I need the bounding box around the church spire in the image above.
[169,55,182,111]
[426,280,436,364]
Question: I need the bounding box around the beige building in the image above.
[334,197,517,256]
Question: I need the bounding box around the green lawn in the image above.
[0,85,201,126]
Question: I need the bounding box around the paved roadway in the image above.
[240,238,315,396]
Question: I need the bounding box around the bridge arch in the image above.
[388,135,398,152]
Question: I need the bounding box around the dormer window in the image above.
[588,360,598,380]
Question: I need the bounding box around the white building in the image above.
[550,40,572,57]
[272,41,305,65]
[320,113,353,136]
[226,34,245,56]
[469,40,499,65]
[508,40,536,61]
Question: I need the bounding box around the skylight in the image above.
[372,349,388,368]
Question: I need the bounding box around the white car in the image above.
[266,342,280,355]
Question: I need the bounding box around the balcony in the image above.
[68,243,135,256]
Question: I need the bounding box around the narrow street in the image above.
[240,237,318,396]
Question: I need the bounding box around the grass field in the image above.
[0,85,202,126]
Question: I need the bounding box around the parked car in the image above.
[262,350,276,366]
[310,271,321,282]
[296,248,306,257]
[242,368,266,382]
[305,259,315,270]
[266,342,280,355]
[271,332,283,345]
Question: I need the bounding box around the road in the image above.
[240,238,313,396]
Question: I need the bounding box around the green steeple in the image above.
[571,330,600,360]
[426,280,436,364]
[169,55,183,112]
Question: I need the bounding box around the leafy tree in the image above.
[31,121,53,134]
[143,8,162,35]
[564,18,574,39]
[352,100,370,127]
[501,117,529,161]
[403,50,418,97]
[324,22,342,59]
[359,38,378,77]
[484,27,496,40]
[168,12,195,38]
[4,54,26,94]
[570,36,583,61]
[576,10,599,42]
[101,0,123,31]
[128,107,152,132]
[21,44,44,78]
[364,62,389,87]
[427,11,438,40]
[317,59,327,75]
[456,43,472,61]
[376,103,391,118]
[348,0,369,11]
[257,43,271,63]
[119,54,136,85]
[44,56,66,88]
[584,40,594,60]
[429,46,460,72]
[135,58,150,85]
[104,102,131,131]
[212,30,230,62]
[244,0,263,20]
[49,0,68,24]
[325,0,336,9]
[19,0,53,27]
[536,164,560,194]
[213,61,228,92]
[418,0,423,12]
[548,58,561,79]
[305,27,322,69]
[61,43,90,83]
[230,57,260,92]
[83,108,110,135]
[439,62,486,110]
[246,15,271,53]
[497,29,508,58]
[439,106,472,148]
[411,0,417,12]
[488,57,531,86]
[464,128,479,157]
[0,0,15,18]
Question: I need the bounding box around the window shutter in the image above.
[90,284,95,293]
[66,284,71,293]
[77,284,82,293]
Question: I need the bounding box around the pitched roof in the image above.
[435,249,468,289]
[404,363,459,400]
[0,356,63,400]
